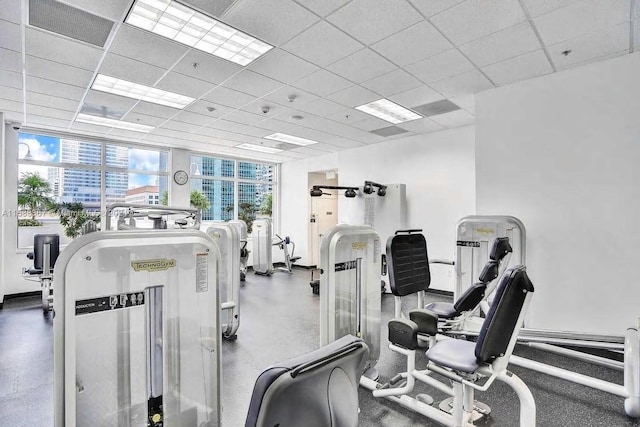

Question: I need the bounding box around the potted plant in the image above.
[17,172,54,226]
[49,202,101,239]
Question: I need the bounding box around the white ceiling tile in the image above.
[172,110,212,126]
[82,90,135,112]
[0,0,22,23]
[223,0,320,45]
[636,19,640,48]
[131,101,183,119]
[70,122,112,134]
[371,21,452,66]
[460,22,541,67]
[26,56,93,88]
[193,126,254,143]
[107,128,148,140]
[172,50,241,85]
[26,27,103,71]
[327,85,380,107]
[549,23,630,70]
[397,117,445,133]
[299,98,349,117]
[263,85,319,107]
[159,119,202,134]
[99,53,166,87]
[281,21,363,67]
[248,49,318,84]
[521,0,577,17]
[0,85,23,101]
[0,48,22,73]
[429,109,474,128]
[292,69,352,96]
[361,69,422,97]
[534,0,631,45]
[27,104,75,120]
[222,109,265,125]
[121,111,167,127]
[429,69,494,97]
[406,49,474,83]
[449,93,475,109]
[222,70,284,98]
[293,0,350,17]
[156,72,217,99]
[430,0,527,45]
[180,0,236,17]
[327,0,422,45]
[62,0,131,21]
[482,50,553,86]
[110,25,189,69]
[326,109,372,124]
[27,115,71,129]
[242,100,295,120]
[0,98,23,114]
[184,99,234,117]
[389,85,443,108]
[209,118,272,137]
[204,86,257,108]
[0,19,21,52]
[26,76,85,100]
[408,0,466,17]
[0,69,22,89]
[327,49,396,83]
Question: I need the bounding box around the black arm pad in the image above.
[490,237,512,261]
[388,319,419,350]
[409,309,439,336]
[478,260,499,283]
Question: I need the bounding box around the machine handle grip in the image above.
[395,229,423,235]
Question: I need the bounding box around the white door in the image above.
[309,195,338,266]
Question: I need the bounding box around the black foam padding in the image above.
[423,302,457,319]
[478,260,499,282]
[475,266,534,363]
[386,232,430,297]
[32,234,59,271]
[388,319,419,350]
[453,282,487,313]
[409,309,438,336]
[490,237,512,261]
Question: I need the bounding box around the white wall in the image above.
[476,52,640,335]
[281,127,475,291]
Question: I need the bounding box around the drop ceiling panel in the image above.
[327,48,396,83]
[549,23,630,70]
[131,101,183,119]
[397,117,445,133]
[26,76,86,100]
[299,98,349,117]
[0,85,23,101]
[248,49,319,84]
[184,99,233,117]
[521,0,577,17]
[327,85,380,107]
[110,25,189,69]
[389,85,443,108]
[26,55,93,87]
[172,50,241,85]
[27,104,75,120]
[121,111,167,127]
[449,93,474,109]
[281,21,363,67]
[158,119,202,133]
[429,69,494,97]
[371,21,452,66]
[292,69,352,96]
[327,0,422,45]
[408,0,466,17]
[204,86,257,108]
[27,115,71,128]
[26,27,103,71]
[209,118,272,137]
[361,69,422,97]
[27,92,78,111]
[460,22,541,67]
[0,19,21,52]
[181,0,237,18]
[0,48,22,73]
[430,109,474,128]
[326,109,371,124]
[483,50,553,86]
[223,0,320,45]
[406,49,475,83]
[242,100,295,121]
[70,122,112,134]
[222,70,284,98]
[534,0,630,45]
[293,0,350,17]
[156,72,217,99]
[263,86,319,107]
[172,110,213,125]
[0,98,23,113]
[431,0,527,46]
[0,0,22,23]
[222,109,265,126]
[99,53,166,87]
[83,89,136,114]
[61,0,130,21]
[0,69,23,89]
[107,128,147,140]
[193,126,253,143]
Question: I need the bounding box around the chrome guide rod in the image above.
[356,258,362,338]
[146,286,164,427]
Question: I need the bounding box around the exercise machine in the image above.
[201,222,241,340]
[105,203,201,230]
[229,220,249,281]
[319,224,381,380]
[22,233,60,314]
[252,218,272,276]
[272,234,300,273]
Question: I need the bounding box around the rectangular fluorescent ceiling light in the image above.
[355,98,422,124]
[76,113,155,133]
[126,0,273,66]
[236,143,283,154]
[264,133,318,146]
[92,74,194,109]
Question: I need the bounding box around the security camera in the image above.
[12,123,21,130]
[261,106,270,114]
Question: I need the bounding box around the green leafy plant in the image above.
[50,202,100,239]
[18,218,44,227]
[160,190,168,206]
[17,172,54,223]
[190,190,209,212]
[260,193,272,217]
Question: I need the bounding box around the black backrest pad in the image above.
[386,232,430,296]
[453,282,487,313]
[33,234,60,270]
[490,237,512,261]
[474,266,534,363]
[478,260,499,283]
[245,335,369,427]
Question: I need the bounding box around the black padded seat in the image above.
[424,301,458,319]
[386,231,430,296]
[245,334,369,427]
[426,339,479,373]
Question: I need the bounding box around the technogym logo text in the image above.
[131,258,177,272]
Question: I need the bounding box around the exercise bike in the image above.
[273,234,300,273]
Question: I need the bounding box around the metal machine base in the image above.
[438,397,492,422]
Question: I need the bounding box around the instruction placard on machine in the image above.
[196,253,209,293]
[456,240,481,247]
[75,291,145,316]
[335,260,358,271]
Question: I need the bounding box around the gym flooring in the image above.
[0,267,638,426]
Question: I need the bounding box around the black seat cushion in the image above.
[426,339,479,373]
[424,302,458,319]
[387,232,430,296]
